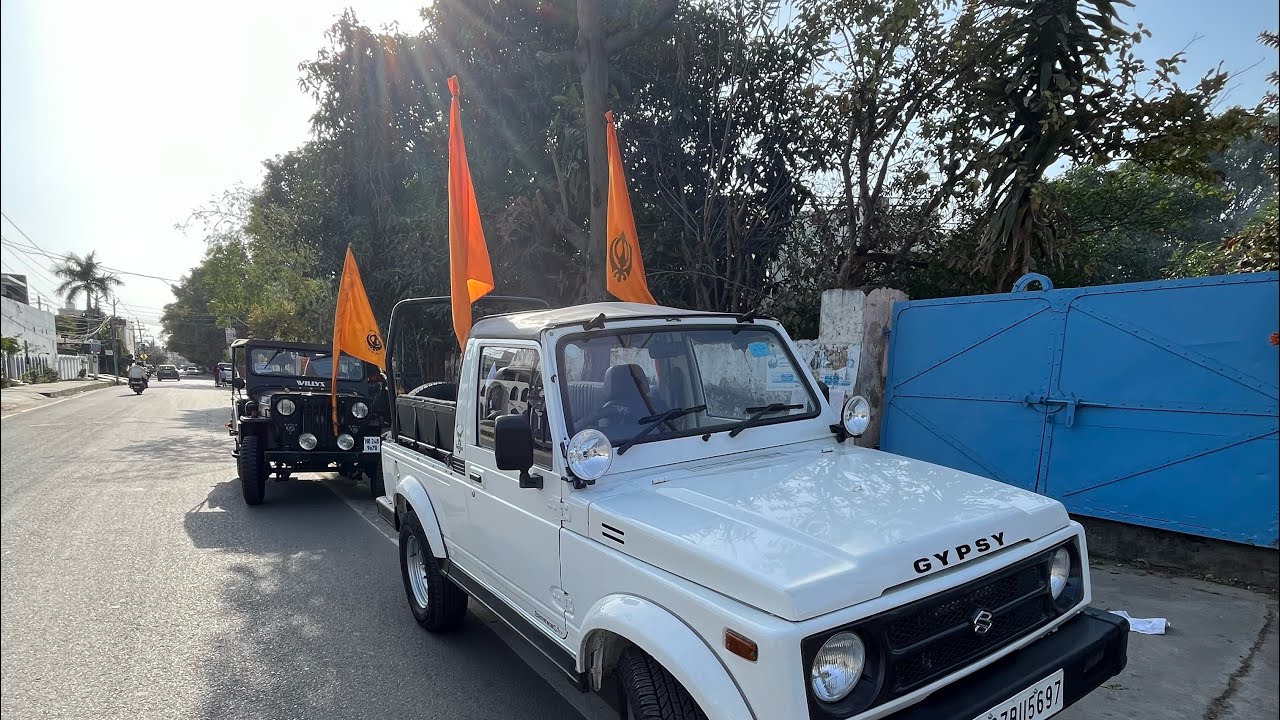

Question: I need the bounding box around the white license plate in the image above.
[363,436,381,453]
[973,669,1064,720]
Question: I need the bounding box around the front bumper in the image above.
[264,450,379,468]
[883,608,1128,719]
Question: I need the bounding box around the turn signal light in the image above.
[724,629,758,662]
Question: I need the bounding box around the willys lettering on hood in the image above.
[294,379,327,389]
[585,444,1069,621]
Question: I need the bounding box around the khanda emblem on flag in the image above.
[366,332,384,353]
[609,232,634,282]
[604,111,656,304]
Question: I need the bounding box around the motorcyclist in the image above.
[127,361,149,386]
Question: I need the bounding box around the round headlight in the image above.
[842,395,871,437]
[566,429,612,481]
[810,631,866,703]
[1050,547,1072,599]
[277,398,297,416]
[351,402,369,419]
[298,432,318,450]
[243,401,259,417]
[336,433,355,451]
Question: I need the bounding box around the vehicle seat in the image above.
[411,382,458,401]
[600,364,658,440]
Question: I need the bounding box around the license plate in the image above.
[363,436,380,453]
[973,669,1064,720]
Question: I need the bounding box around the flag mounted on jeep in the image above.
[448,75,495,349]
[331,245,384,431]
[604,110,656,305]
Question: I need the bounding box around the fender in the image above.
[394,474,448,559]
[578,595,755,720]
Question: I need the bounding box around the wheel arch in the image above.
[578,594,755,720]
[394,476,448,559]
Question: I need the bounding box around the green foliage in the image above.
[0,336,19,357]
[1168,198,1279,277]
[163,2,1275,349]
[971,0,1253,289]
[20,367,59,384]
[52,251,123,311]
[1049,163,1231,286]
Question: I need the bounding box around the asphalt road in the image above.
[0,378,600,720]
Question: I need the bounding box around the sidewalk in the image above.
[1060,563,1277,719]
[0,378,117,414]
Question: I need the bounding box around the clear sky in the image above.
[2,0,1277,341]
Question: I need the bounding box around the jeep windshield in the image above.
[248,347,369,380]
[559,327,819,447]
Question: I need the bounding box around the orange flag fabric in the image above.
[604,110,656,305]
[448,75,495,348]
[331,245,385,432]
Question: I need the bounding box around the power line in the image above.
[0,236,183,284]
[0,252,62,309]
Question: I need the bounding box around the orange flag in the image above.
[448,75,495,348]
[604,110,656,305]
[331,245,385,432]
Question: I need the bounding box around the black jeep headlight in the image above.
[351,401,369,419]
[276,398,297,416]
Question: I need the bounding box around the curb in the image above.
[36,381,116,399]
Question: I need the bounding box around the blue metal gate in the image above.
[881,272,1279,547]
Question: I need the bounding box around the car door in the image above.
[460,342,568,639]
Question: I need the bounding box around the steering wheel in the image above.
[578,400,631,428]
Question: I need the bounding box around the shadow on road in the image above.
[183,479,582,720]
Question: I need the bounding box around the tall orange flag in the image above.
[604,110,656,305]
[331,245,385,432]
[448,75,495,348]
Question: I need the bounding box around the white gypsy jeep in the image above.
[375,300,1128,720]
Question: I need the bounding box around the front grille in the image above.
[278,393,362,450]
[800,547,1063,719]
[885,558,1052,693]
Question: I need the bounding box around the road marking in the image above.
[322,479,397,545]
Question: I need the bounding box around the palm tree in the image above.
[52,251,123,311]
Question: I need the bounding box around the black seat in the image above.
[603,364,656,417]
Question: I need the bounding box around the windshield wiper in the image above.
[727,403,804,438]
[617,404,707,455]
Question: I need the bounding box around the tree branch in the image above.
[605,0,678,56]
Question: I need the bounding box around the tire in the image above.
[398,510,467,632]
[618,647,707,720]
[238,434,267,505]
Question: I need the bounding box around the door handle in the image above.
[468,471,483,484]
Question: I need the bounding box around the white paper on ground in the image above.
[1108,610,1169,635]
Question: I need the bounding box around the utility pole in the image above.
[110,297,120,382]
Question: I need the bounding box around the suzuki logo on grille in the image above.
[971,609,994,635]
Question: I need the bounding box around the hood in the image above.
[585,444,1068,621]
[248,379,372,396]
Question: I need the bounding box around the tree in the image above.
[971,0,1254,289]
[571,0,678,299]
[1167,30,1279,278]
[796,0,987,288]
[52,251,122,311]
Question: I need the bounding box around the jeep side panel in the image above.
[455,339,570,641]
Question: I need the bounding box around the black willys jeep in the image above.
[229,339,388,505]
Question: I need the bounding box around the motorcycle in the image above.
[129,378,147,395]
